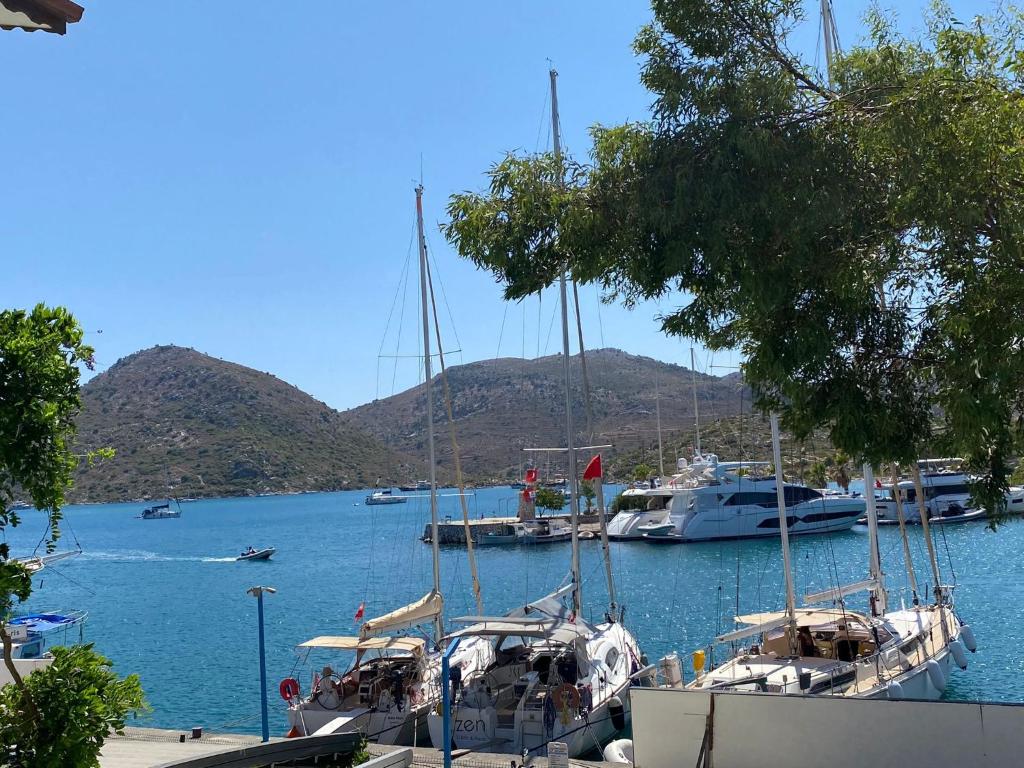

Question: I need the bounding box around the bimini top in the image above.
[8,611,87,634]
[448,616,590,646]
[735,609,870,628]
[298,636,426,655]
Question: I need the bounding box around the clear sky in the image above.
[1,0,979,410]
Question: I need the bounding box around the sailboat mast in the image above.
[770,413,798,652]
[416,184,443,644]
[690,347,702,455]
[655,371,665,479]
[550,67,582,617]
[820,0,837,80]
[861,462,888,615]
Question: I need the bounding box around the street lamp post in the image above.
[247,585,277,743]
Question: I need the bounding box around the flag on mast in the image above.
[354,602,365,622]
[583,455,602,481]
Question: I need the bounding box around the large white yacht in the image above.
[875,459,1024,522]
[609,454,863,542]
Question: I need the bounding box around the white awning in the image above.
[359,590,442,640]
[298,636,425,654]
[448,616,589,646]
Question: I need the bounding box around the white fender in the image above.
[960,624,978,653]
[887,680,904,700]
[926,659,946,692]
[949,640,968,670]
[603,738,634,765]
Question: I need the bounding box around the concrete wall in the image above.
[631,687,1023,768]
[0,657,52,687]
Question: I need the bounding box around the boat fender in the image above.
[949,640,968,670]
[279,677,300,702]
[960,624,978,653]
[926,659,946,692]
[887,681,904,700]
[603,738,634,765]
[608,695,626,731]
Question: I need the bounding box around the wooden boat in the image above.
[237,547,275,561]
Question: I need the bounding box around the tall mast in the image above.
[550,67,582,617]
[655,371,665,479]
[861,463,888,615]
[890,465,920,606]
[571,281,594,443]
[416,185,443,644]
[820,0,838,81]
[912,463,944,607]
[770,413,798,653]
[690,347,702,455]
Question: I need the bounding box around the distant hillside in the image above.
[71,346,412,502]
[344,349,747,481]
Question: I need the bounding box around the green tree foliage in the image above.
[0,306,94,685]
[0,644,145,768]
[444,1,1024,518]
[534,487,566,513]
[632,463,654,482]
[807,460,828,490]
[579,480,596,511]
[610,491,648,514]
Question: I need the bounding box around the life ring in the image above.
[552,683,581,710]
[279,678,300,701]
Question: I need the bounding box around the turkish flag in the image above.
[582,455,602,481]
[524,468,538,484]
[354,602,365,622]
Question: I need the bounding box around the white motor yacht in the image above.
[616,454,863,542]
[875,459,1024,522]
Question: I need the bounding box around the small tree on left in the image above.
[0,304,143,766]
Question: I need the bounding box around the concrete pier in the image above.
[425,513,611,545]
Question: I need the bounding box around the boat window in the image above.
[800,510,860,523]
[646,496,667,511]
[926,484,970,499]
[724,492,778,507]
[757,516,799,528]
[782,486,822,505]
[604,647,620,670]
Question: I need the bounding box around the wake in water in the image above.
[81,550,236,563]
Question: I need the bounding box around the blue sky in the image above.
[1,1,978,410]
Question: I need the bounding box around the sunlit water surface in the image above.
[7,486,1023,734]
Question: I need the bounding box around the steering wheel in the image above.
[314,673,344,710]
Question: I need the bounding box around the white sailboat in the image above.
[283,186,493,743]
[426,70,647,759]
[685,416,974,700]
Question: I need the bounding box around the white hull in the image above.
[672,499,863,542]
[606,509,670,541]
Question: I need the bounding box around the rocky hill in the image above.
[71,346,412,502]
[344,349,748,481]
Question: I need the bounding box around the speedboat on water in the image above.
[365,489,406,506]
[237,547,275,561]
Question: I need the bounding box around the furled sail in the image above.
[358,590,443,640]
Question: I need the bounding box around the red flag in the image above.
[524,468,538,484]
[521,488,533,503]
[354,602,365,622]
[582,455,602,481]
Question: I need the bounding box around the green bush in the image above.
[0,645,145,768]
[610,491,648,514]
[534,487,566,512]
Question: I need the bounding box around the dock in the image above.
[99,727,619,768]
[426,513,612,545]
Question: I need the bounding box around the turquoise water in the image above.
[6,487,1023,735]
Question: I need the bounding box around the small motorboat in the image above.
[237,547,275,561]
[603,738,634,765]
[929,508,986,525]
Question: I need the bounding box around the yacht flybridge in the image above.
[607,454,864,542]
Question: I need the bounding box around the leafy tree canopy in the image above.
[444,0,1024,516]
[534,487,567,512]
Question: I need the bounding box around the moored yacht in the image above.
[617,454,863,542]
[365,489,406,506]
[875,458,1024,522]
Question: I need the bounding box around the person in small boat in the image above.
[242,546,256,556]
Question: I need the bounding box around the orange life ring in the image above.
[552,683,580,710]
[279,677,301,701]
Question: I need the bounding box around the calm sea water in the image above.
[6,487,1023,735]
